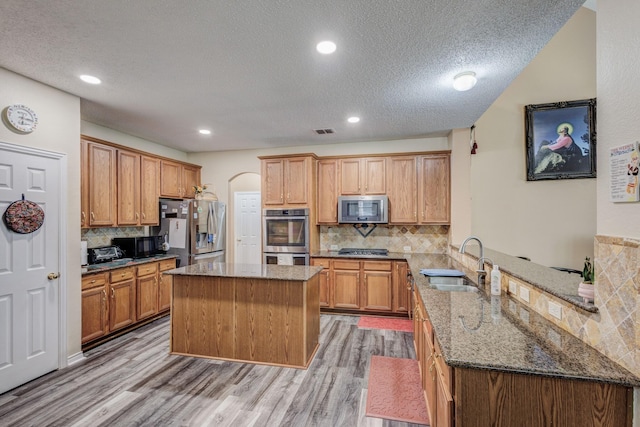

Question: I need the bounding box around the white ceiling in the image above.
[0,0,586,153]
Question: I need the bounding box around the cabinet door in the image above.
[117,150,141,226]
[140,156,160,225]
[317,159,339,224]
[311,258,331,307]
[363,271,392,311]
[160,160,182,198]
[262,159,285,205]
[363,158,386,194]
[80,140,89,228]
[340,159,361,195]
[109,279,136,331]
[285,157,309,204]
[333,269,360,309]
[137,274,158,320]
[393,261,409,313]
[435,372,453,427]
[387,156,417,223]
[158,271,173,312]
[182,164,201,199]
[87,142,117,226]
[81,286,108,343]
[419,155,450,224]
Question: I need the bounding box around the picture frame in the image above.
[525,98,596,181]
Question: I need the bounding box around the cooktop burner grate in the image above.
[338,248,388,256]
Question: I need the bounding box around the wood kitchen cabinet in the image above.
[393,261,410,312]
[83,139,117,227]
[418,154,450,224]
[332,260,361,310]
[362,261,393,311]
[316,159,340,224]
[136,262,159,321]
[81,272,108,344]
[113,149,162,226]
[108,267,137,332]
[260,155,316,207]
[160,160,201,199]
[340,157,386,195]
[387,156,418,224]
[310,258,331,307]
[158,258,176,312]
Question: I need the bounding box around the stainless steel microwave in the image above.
[338,195,388,224]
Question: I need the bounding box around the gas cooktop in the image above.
[338,248,388,256]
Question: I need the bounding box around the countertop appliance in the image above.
[112,236,161,259]
[263,208,310,265]
[88,246,125,264]
[338,248,389,256]
[158,198,226,267]
[338,195,388,224]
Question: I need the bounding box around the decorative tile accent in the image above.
[319,225,449,254]
[81,227,149,248]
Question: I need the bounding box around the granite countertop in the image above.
[82,254,179,275]
[165,262,323,281]
[405,253,640,387]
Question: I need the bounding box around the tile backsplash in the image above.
[81,227,149,248]
[319,224,449,253]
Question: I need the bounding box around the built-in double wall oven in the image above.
[263,208,309,265]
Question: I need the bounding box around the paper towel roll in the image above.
[81,240,88,266]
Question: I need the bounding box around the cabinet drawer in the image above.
[311,258,330,268]
[158,258,176,272]
[110,267,135,283]
[137,263,159,277]
[333,260,360,270]
[434,337,452,393]
[363,260,392,271]
[82,273,107,290]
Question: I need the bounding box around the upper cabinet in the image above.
[340,158,385,195]
[387,156,418,224]
[317,159,340,224]
[418,154,450,224]
[81,135,201,228]
[260,155,316,207]
[160,160,201,199]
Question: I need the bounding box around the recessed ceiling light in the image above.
[80,74,101,85]
[453,71,477,91]
[316,41,337,55]
[198,129,211,135]
[347,116,360,123]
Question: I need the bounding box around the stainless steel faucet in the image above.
[459,236,491,285]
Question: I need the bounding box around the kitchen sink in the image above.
[427,276,479,292]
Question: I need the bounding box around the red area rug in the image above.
[357,316,413,333]
[366,355,429,425]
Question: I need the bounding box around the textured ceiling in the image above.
[0,0,585,152]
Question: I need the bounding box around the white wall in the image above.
[0,68,82,356]
[596,0,640,238]
[470,8,597,269]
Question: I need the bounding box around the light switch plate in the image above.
[330,245,338,251]
[403,246,412,253]
[508,280,518,295]
[548,301,562,320]
[519,286,530,303]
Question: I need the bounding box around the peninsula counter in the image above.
[165,263,322,368]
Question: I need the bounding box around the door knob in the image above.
[47,273,59,280]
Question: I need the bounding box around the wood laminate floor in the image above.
[0,315,425,427]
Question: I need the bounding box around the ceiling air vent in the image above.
[314,128,335,135]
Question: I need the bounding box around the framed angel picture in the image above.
[525,98,597,181]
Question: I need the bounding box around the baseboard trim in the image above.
[67,352,86,366]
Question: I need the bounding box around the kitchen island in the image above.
[165,262,322,368]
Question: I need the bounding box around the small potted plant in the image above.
[577,257,594,303]
[193,184,207,199]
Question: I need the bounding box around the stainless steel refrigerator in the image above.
[158,198,226,267]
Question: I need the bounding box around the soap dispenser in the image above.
[490,265,501,295]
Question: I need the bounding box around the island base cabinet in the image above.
[171,275,320,368]
[452,368,633,427]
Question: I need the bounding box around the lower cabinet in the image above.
[81,258,176,346]
[311,257,407,314]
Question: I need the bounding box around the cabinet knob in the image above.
[81,211,86,224]
[91,212,95,221]
[142,212,146,220]
[135,212,139,220]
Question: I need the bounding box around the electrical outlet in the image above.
[403,246,412,253]
[330,245,338,251]
[519,286,530,303]
[508,280,518,295]
[519,307,530,324]
[548,301,562,320]
[508,300,517,313]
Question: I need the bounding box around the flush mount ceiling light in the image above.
[79,74,101,85]
[316,41,337,54]
[347,116,360,123]
[453,71,477,91]
[198,129,212,135]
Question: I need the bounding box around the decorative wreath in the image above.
[3,196,45,234]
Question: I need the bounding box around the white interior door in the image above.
[234,192,261,264]
[0,143,61,394]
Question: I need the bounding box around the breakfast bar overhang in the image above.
[165,263,322,368]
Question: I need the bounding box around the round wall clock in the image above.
[3,104,38,133]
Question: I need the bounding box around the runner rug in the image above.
[357,316,414,333]
[366,355,430,425]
